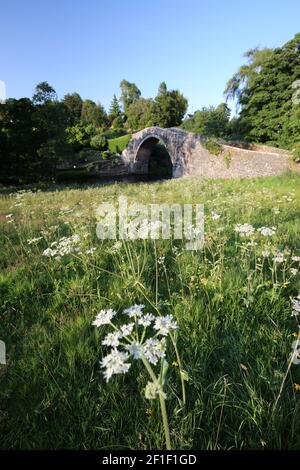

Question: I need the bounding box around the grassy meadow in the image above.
[0,173,300,450]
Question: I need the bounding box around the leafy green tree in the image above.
[225,33,300,147]
[120,80,141,112]
[182,103,231,138]
[152,88,188,128]
[63,92,83,125]
[65,124,96,147]
[125,98,154,130]
[90,133,108,150]
[32,81,57,105]
[81,99,107,127]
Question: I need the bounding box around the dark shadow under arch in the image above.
[134,136,173,179]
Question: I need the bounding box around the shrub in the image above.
[90,134,108,151]
[292,143,300,163]
[203,138,222,156]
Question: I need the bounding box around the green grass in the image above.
[108,134,131,154]
[0,173,300,450]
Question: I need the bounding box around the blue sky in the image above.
[1,0,300,113]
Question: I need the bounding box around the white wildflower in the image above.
[262,250,270,258]
[143,338,166,365]
[102,331,121,348]
[291,340,300,365]
[145,381,166,400]
[27,236,43,245]
[235,223,255,237]
[100,349,131,382]
[292,256,300,262]
[257,226,276,237]
[290,268,298,276]
[86,247,97,254]
[123,304,145,318]
[92,309,116,327]
[273,253,285,263]
[291,296,300,317]
[138,313,155,327]
[125,341,144,359]
[153,315,178,336]
[119,323,135,337]
[211,211,221,220]
[42,248,57,257]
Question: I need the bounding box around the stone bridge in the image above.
[121,126,203,178]
[121,126,291,179]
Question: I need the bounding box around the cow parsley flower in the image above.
[102,331,121,348]
[92,309,117,327]
[143,338,166,365]
[119,322,135,337]
[145,381,166,400]
[291,296,300,317]
[235,224,255,237]
[123,304,145,318]
[100,349,131,382]
[138,313,155,327]
[125,341,144,359]
[153,315,178,336]
[292,256,300,262]
[257,226,276,237]
[273,252,285,263]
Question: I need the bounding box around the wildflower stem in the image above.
[170,332,186,406]
[159,390,172,450]
[273,326,300,413]
[141,356,171,450]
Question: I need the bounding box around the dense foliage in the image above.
[0,81,188,183]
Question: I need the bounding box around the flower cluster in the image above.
[235,224,277,237]
[93,305,178,382]
[291,295,300,318]
[235,223,255,237]
[257,226,276,237]
[42,234,81,258]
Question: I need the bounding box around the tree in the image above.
[0,98,39,181]
[32,81,57,105]
[125,98,154,131]
[109,94,122,120]
[63,92,83,125]
[158,81,167,95]
[152,89,188,128]
[81,99,107,127]
[65,124,96,147]
[182,103,231,138]
[90,133,108,150]
[224,33,300,147]
[120,80,141,113]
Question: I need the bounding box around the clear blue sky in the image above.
[1,0,300,113]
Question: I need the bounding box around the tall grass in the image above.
[0,173,299,449]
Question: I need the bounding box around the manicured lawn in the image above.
[108,134,131,154]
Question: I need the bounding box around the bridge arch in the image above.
[134,133,173,178]
[122,126,189,178]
